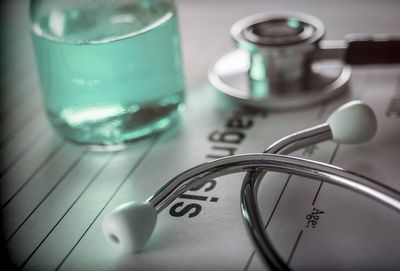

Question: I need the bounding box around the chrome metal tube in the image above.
[240,155,400,270]
[149,124,332,211]
[251,123,331,194]
[146,124,400,271]
[148,154,400,213]
[241,124,332,270]
[266,123,331,155]
[240,123,396,270]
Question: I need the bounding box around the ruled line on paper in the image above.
[19,152,118,269]
[0,113,48,172]
[286,230,303,265]
[1,141,65,208]
[310,69,370,206]
[312,143,340,206]
[242,251,256,271]
[0,71,39,117]
[0,103,42,146]
[2,1,399,270]
[7,148,123,268]
[242,103,327,271]
[0,125,48,178]
[242,175,291,271]
[264,176,292,229]
[19,141,153,270]
[0,130,60,179]
[6,150,89,242]
[55,136,159,271]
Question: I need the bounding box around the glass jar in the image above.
[30,0,185,148]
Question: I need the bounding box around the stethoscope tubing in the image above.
[147,152,400,271]
[147,122,400,271]
[148,153,400,215]
[99,102,393,268]
[240,154,400,270]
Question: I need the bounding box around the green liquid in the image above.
[32,0,185,146]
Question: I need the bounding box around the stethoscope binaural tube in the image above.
[239,102,385,270]
[101,101,400,270]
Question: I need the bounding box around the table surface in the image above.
[1,0,400,270]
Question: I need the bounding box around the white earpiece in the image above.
[102,201,157,253]
[326,100,377,144]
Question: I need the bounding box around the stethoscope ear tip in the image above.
[327,100,377,144]
[102,201,157,253]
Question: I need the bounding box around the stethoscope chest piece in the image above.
[208,12,351,109]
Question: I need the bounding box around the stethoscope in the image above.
[102,100,400,270]
[101,12,400,270]
[208,12,400,109]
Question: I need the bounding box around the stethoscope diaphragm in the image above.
[209,12,352,110]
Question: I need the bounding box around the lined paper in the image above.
[1,0,400,270]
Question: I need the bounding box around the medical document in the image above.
[1,0,400,270]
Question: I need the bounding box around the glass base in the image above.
[48,99,184,149]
